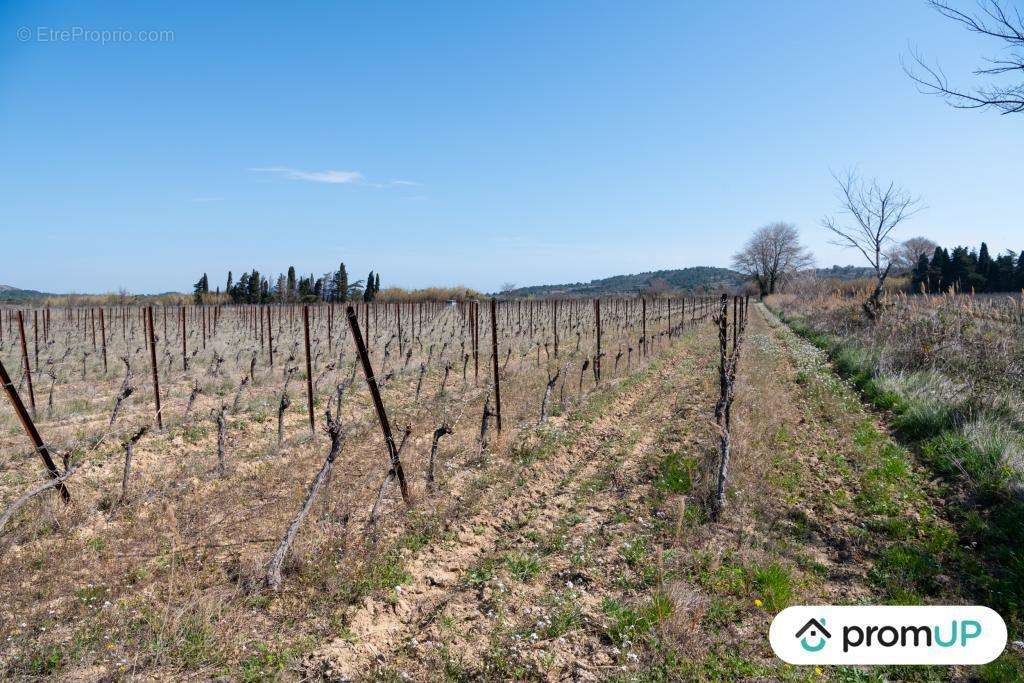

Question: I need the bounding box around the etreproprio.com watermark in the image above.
[16,26,175,44]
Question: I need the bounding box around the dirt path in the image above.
[311,327,715,680]
[309,304,1015,681]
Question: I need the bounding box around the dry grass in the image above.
[0,298,704,678]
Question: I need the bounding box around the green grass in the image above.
[503,552,542,582]
[773,305,1024,638]
[466,557,498,586]
[601,594,672,648]
[236,643,299,681]
[750,563,793,613]
[655,450,695,494]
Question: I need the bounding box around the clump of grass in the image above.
[601,593,673,648]
[466,557,498,586]
[236,643,299,681]
[656,450,695,494]
[503,552,542,582]
[749,563,792,613]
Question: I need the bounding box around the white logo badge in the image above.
[769,606,1007,665]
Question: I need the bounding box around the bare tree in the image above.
[888,236,940,271]
[905,0,1024,114]
[731,222,814,297]
[822,170,924,320]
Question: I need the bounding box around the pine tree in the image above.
[1017,252,1024,290]
[950,247,981,292]
[193,274,208,304]
[911,253,931,293]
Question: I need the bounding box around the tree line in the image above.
[911,243,1024,294]
[193,262,382,304]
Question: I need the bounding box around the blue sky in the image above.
[1,1,1021,294]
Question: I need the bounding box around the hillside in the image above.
[811,265,877,281]
[0,285,50,302]
[505,266,745,297]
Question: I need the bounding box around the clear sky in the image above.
[2,1,1021,294]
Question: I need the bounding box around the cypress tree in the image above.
[978,242,993,291]
[364,270,375,302]
[287,267,297,300]
[939,248,955,291]
[929,247,945,292]
[911,253,931,293]
[333,262,349,302]
[226,271,233,294]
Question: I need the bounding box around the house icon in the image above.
[795,618,831,652]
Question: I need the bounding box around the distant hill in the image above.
[504,267,746,298]
[0,285,51,302]
[811,266,877,281]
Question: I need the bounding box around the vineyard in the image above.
[3,291,1022,680]
[0,295,750,678]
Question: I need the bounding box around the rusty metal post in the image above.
[472,301,480,384]
[16,311,36,416]
[146,306,163,429]
[180,306,188,371]
[0,357,70,503]
[490,298,502,433]
[553,299,559,357]
[396,302,403,357]
[345,305,410,503]
[99,307,108,373]
[642,298,647,356]
[267,305,274,368]
[303,305,315,434]
[364,303,371,356]
[594,298,601,382]
[33,309,39,372]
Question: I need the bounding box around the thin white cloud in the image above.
[250,167,364,184]
[390,179,421,187]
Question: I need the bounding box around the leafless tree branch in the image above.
[904,0,1024,114]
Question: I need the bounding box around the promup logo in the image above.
[770,606,1006,665]
[795,618,831,652]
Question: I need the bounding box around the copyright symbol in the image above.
[17,26,32,41]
